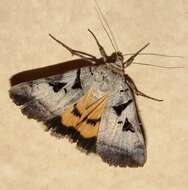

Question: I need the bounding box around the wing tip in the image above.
[9,83,32,106]
[97,142,146,167]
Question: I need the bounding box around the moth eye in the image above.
[122,118,135,133]
[48,82,67,93]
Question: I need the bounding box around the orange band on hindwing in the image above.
[76,96,107,138]
[61,88,93,127]
[61,88,107,138]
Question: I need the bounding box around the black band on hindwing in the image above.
[46,116,97,153]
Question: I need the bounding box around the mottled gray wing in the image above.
[9,68,100,152]
[79,65,146,167]
[96,73,146,167]
[9,69,83,121]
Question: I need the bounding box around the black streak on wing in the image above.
[86,118,101,126]
[117,121,123,124]
[113,99,133,116]
[120,89,129,93]
[71,104,82,117]
[48,82,67,92]
[122,118,135,133]
[64,88,67,94]
[72,69,82,89]
[46,116,96,153]
[89,67,94,75]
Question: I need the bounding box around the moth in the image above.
[9,5,163,167]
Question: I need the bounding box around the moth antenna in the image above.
[94,7,116,52]
[133,62,184,69]
[124,53,184,58]
[94,0,119,51]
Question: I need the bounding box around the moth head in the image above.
[110,51,124,64]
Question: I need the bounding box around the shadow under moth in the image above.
[9,4,168,167]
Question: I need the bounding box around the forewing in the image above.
[78,65,146,166]
[9,69,83,122]
[96,78,146,167]
[9,68,100,152]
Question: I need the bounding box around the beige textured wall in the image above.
[0,0,188,189]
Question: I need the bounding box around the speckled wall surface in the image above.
[0,0,188,189]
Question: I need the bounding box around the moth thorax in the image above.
[106,51,124,74]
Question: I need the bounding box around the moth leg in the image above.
[124,74,163,102]
[88,29,108,62]
[49,33,97,64]
[123,43,150,68]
